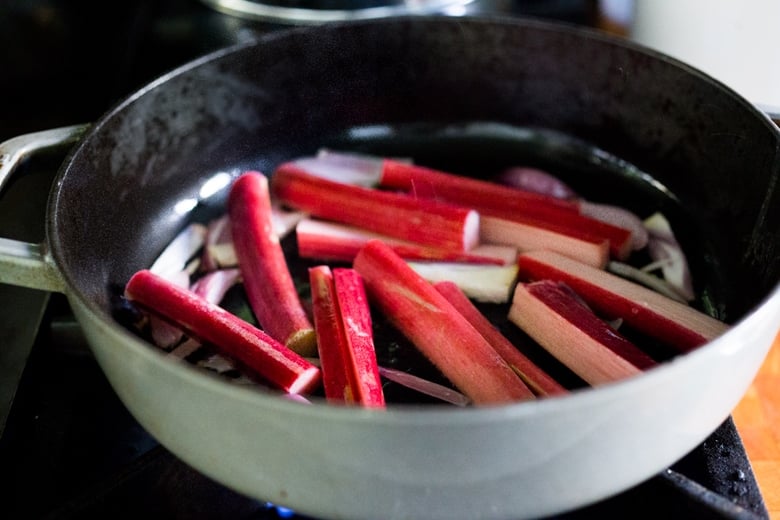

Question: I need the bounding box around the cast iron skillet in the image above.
[0,16,778,520]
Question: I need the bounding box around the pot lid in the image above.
[199,0,476,24]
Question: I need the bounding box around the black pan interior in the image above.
[50,16,779,342]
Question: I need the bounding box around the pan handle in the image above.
[0,124,90,293]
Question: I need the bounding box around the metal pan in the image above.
[0,16,778,520]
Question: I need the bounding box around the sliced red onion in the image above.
[607,261,690,304]
[580,201,649,251]
[270,202,307,238]
[150,223,207,277]
[293,152,383,187]
[201,207,302,271]
[201,216,229,272]
[168,337,203,360]
[494,166,578,200]
[282,392,312,404]
[304,356,470,406]
[198,352,239,374]
[205,243,238,268]
[191,268,242,304]
[643,212,695,302]
[377,366,471,406]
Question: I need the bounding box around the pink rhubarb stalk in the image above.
[125,270,321,394]
[228,171,317,357]
[296,218,516,265]
[309,265,385,407]
[517,250,729,352]
[509,280,656,386]
[480,215,609,269]
[271,163,479,252]
[434,281,568,397]
[353,240,534,404]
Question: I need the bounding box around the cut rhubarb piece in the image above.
[309,266,385,407]
[228,171,317,357]
[496,210,633,261]
[406,260,519,304]
[309,266,354,403]
[296,218,516,265]
[333,267,385,407]
[353,240,534,404]
[509,280,655,386]
[125,270,321,395]
[480,215,609,269]
[434,281,567,397]
[379,159,580,218]
[379,159,633,259]
[271,163,479,252]
[517,250,729,352]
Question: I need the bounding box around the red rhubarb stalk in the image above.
[480,215,609,269]
[434,281,568,397]
[379,159,633,259]
[271,163,479,252]
[296,218,516,265]
[309,265,385,407]
[353,240,534,404]
[509,280,655,386]
[228,171,317,357]
[333,267,385,407]
[380,159,579,217]
[517,250,729,352]
[125,270,321,394]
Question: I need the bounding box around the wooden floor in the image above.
[733,332,780,519]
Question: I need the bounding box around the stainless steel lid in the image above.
[199,0,476,24]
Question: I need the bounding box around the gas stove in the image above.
[0,1,770,518]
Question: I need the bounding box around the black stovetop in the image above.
[0,1,770,518]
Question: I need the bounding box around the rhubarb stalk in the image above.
[228,171,317,356]
[271,163,480,252]
[125,270,321,394]
[480,215,609,269]
[353,240,534,404]
[434,281,568,397]
[509,280,655,386]
[379,159,633,259]
[296,218,516,265]
[309,265,385,407]
[517,250,729,352]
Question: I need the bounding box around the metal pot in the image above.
[0,16,778,520]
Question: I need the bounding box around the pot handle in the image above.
[0,124,90,293]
